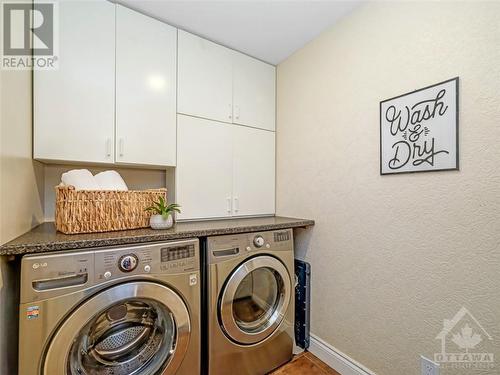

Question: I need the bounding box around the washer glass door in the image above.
[44,282,191,375]
[219,256,291,345]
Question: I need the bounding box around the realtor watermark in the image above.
[435,307,495,370]
[1,1,58,69]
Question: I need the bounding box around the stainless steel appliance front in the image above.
[207,229,295,375]
[18,239,200,375]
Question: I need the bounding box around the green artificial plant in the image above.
[145,196,181,219]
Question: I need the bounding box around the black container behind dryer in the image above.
[294,259,311,349]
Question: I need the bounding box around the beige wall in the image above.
[277,2,500,375]
[0,69,44,246]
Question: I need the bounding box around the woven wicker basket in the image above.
[55,185,167,234]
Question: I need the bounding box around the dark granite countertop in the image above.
[0,216,314,256]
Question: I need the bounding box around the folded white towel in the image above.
[61,169,100,191]
[94,170,129,191]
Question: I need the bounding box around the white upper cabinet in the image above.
[177,31,233,124]
[233,54,276,131]
[116,5,177,167]
[232,126,275,216]
[176,115,233,220]
[34,0,115,163]
[178,31,276,131]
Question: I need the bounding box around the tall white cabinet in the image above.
[176,31,276,220]
[34,0,115,163]
[116,5,177,166]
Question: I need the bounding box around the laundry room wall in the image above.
[0,68,44,246]
[0,61,43,375]
[276,2,500,375]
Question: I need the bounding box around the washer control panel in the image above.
[94,239,199,282]
[20,239,200,303]
[118,254,138,272]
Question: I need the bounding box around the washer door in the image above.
[219,255,291,345]
[43,282,191,375]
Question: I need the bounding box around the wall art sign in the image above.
[380,77,459,175]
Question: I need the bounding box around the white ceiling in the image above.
[116,1,362,65]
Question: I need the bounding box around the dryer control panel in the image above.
[207,229,293,264]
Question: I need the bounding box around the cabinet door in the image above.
[232,126,275,216]
[233,54,276,131]
[178,31,233,124]
[176,115,233,220]
[34,0,115,163]
[116,5,177,166]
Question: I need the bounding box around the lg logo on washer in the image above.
[32,262,48,269]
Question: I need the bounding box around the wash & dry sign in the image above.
[380,77,459,175]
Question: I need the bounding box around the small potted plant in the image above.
[145,196,181,230]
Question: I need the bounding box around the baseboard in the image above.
[308,334,376,375]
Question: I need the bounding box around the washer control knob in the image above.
[144,265,151,273]
[104,271,112,279]
[119,254,138,272]
[253,235,265,248]
[246,246,252,252]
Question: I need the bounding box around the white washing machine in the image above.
[206,229,295,375]
[18,239,200,375]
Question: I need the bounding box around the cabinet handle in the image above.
[119,138,124,157]
[234,197,239,213]
[106,139,112,157]
[235,105,240,120]
[226,197,232,213]
[228,104,232,120]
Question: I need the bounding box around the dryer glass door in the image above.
[219,255,291,345]
[43,282,191,375]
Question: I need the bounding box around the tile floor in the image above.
[271,351,341,375]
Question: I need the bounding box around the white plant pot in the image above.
[149,214,174,230]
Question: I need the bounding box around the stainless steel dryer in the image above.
[18,239,200,375]
[207,229,294,375]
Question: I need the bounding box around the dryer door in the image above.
[219,255,291,345]
[43,281,191,375]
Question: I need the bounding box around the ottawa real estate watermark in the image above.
[434,307,495,371]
